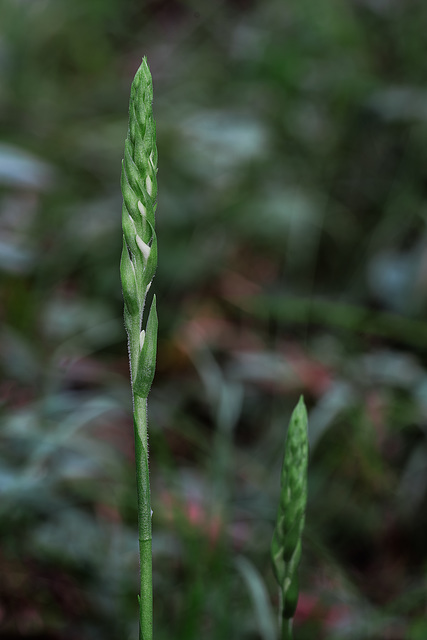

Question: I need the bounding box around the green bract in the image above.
[121,57,157,640]
[271,396,308,640]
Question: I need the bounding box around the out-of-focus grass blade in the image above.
[235,555,277,640]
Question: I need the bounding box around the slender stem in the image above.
[130,314,153,640]
[134,395,152,640]
[139,538,153,640]
[281,618,293,640]
[278,590,293,640]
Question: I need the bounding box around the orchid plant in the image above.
[120,57,308,640]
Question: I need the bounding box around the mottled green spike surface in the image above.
[120,57,158,640]
[271,397,308,640]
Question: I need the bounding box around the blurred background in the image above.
[1,0,427,638]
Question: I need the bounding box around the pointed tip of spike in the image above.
[295,395,307,420]
[138,56,152,83]
[131,57,152,96]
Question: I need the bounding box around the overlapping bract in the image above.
[121,58,158,398]
[271,396,308,634]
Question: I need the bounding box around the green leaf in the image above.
[141,221,157,289]
[133,296,158,398]
[120,239,139,316]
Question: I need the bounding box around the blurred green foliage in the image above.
[1,0,427,638]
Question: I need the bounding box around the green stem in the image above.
[278,590,293,640]
[139,539,153,640]
[131,316,153,640]
[134,395,152,640]
[281,618,293,640]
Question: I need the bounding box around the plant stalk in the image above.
[281,614,293,640]
[120,57,158,640]
[134,395,152,640]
